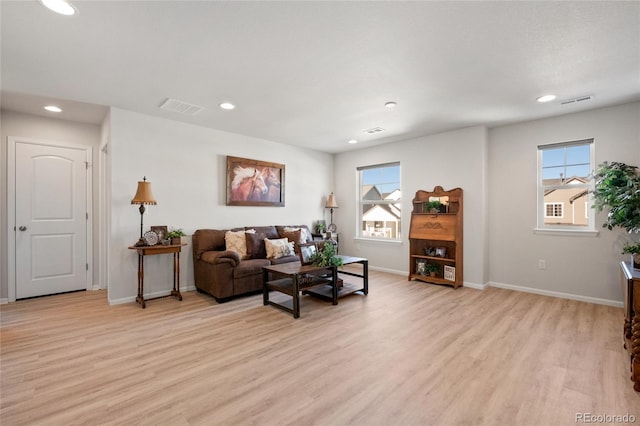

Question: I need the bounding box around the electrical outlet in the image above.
[538,259,546,270]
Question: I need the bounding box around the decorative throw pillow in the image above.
[284,226,311,243]
[281,229,304,246]
[246,232,268,259]
[225,229,255,259]
[265,237,295,260]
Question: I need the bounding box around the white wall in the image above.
[488,102,640,304]
[107,108,334,303]
[0,110,102,300]
[334,126,489,287]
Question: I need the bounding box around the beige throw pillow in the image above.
[225,229,255,259]
[265,237,295,259]
[284,226,311,243]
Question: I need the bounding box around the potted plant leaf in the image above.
[592,161,640,269]
[423,200,443,213]
[311,241,343,267]
[425,263,439,277]
[167,228,186,245]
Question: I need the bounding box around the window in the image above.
[545,203,563,218]
[357,162,401,239]
[537,139,594,231]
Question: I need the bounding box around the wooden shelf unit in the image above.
[408,186,463,289]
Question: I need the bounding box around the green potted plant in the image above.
[423,200,444,213]
[315,221,326,235]
[592,161,640,269]
[425,263,439,277]
[167,228,186,245]
[311,241,343,267]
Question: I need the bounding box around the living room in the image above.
[1,1,640,424]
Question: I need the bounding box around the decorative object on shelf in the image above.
[444,265,456,281]
[415,259,427,275]
[325,192,338,232]
[623,244,640,270]
[425,263,439,277]
[226,156,285,207]
[424,200,443,213]
[167,228,186,245]
[131,176,157,246]
[143,230,159,246]
[315,220,326,234]
[151,226,168,241]
[409,186,463,288]
[592,161,640,270]
[311,241,343,267]
[435,247,447,258]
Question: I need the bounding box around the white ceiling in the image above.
[1,1,639,153]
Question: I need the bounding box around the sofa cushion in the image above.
[246,232,268,259]
[225,229,256,259]
[270,254,300,265]
[265,237,295,259]
[281,229,304,246]
[248,226,279,239]
[234,258,271,279]
[277,225,313,243]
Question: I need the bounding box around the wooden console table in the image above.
[622,261,640,392]
[128,244,186,308]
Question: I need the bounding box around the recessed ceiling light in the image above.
[44,105,63,113]
[537,94,556,103]
[348,139,358,144]
[40,0,77,16]
[385,101,397,108]
[219,102,235,110]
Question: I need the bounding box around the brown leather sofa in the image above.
[192,225,314,302]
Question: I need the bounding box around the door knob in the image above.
[18,226,27,231]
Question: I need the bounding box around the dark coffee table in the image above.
[262,262,338,319]
[304,255,368,301]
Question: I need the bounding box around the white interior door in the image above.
[14,141,88,299]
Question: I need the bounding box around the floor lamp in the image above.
[131,176,157,246]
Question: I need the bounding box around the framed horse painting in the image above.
[226,156,285,206]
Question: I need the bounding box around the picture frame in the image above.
[298,243,317,265]
[226,156,285,207]
[415,258,427,276]
[444,265,456,281]
[150,226,168,241]
[435,247,447,258]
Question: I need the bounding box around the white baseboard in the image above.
[0,298,8,305]
[464,281,489,290]
[489,281,623,308]
[368,266,406,276]
[108,285,197,306]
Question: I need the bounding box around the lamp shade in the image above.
[325,192,338,209]
[131,177,157,205]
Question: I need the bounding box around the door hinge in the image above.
[86,263,89,271]
[86,212,89,220]
[85,161,90,170]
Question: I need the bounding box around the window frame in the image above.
[536,139,596,235]
[356,162,402,241]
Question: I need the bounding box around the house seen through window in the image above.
[538,139,594,230]
[358,162,401,239]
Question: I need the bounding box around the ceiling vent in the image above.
[159,98,204,116]
[363,127,385,134]
[560,95,593,106]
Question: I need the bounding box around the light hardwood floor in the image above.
[1,269,638,426]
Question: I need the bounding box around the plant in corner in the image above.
[311,242,343,267]
[592,161,640,268]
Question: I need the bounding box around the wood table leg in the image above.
[293,274,300,319]
[136,254,145,308]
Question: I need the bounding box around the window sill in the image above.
[533,228,599,237]
[354,237,403,245]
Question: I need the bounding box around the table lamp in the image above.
[131,176,157,245]
[325,192,338,232]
